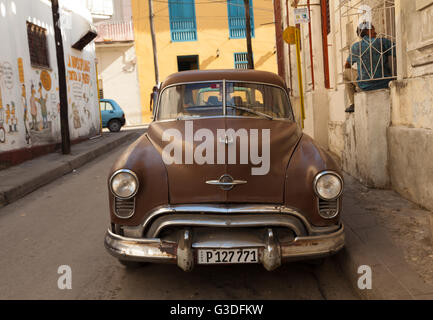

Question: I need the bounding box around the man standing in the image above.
[149,85,159,114]
[344,22,396,112]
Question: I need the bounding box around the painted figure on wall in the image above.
[30,84,38,131]
[72,102,81,129]
[5,104,10,132]
[0,101,5,143]
[38,82,48,129]
[10,102,17,132]
[21,84,30,144]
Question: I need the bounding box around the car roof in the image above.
[160,69,287,90]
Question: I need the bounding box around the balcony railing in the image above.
[95,21,134,43]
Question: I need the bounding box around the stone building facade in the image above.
[276,0,433,211]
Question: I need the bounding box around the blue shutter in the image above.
[227,0,254,39]
[234,52,249,69]
[168,0,197,42]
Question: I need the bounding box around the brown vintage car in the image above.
[104,69,345,271]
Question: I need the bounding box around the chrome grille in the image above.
[318,198,339,219]
[114,197,135,218]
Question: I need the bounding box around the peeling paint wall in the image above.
[0,0,100,160]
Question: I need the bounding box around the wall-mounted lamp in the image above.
[216,49,220,57]
[273,46,277,54]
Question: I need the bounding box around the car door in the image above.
[100,101,108,127]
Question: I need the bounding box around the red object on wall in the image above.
[320,0,331,89]
[307,0,315,90]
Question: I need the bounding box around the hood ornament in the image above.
[206,174,247,191]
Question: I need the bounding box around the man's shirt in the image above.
[347,36,396,91]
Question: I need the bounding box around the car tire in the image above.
[118,259,147,268]
[108,119,121,132]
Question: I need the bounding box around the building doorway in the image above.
[177,55,199,71]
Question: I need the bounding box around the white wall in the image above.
[0,0,100,154]
[96,43,142,125]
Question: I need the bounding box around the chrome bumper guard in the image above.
[104,224,345,271]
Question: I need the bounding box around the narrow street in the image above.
[0,140,358,300]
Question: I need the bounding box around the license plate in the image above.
[197,248,259,264]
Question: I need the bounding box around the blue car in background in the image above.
[100,99,126,132]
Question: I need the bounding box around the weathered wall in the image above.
[0,0,100,163]
[131,0,279,123]
[328,87,346,161]
[280,0,433,211]
[388,76,433,211]
[342,90,391,188]
[96,44,142,125]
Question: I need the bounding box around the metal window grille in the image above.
[227,0,255,39]
[337,0,396,84]
[26,21,50,69]
[234,52,249,69]
[168,0,197,42]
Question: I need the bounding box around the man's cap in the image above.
[358,21,372,31]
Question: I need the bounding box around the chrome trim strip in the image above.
[205,180,248,186]
[145,213,307,238]
[121,204,340,237]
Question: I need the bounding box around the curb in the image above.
[0,131,138,208]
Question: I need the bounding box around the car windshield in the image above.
[157,81,293,120]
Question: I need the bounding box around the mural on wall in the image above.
[0,87,5,143]
[0,0,100,157]
[0,61,21,146]
[67,54,97,135]
[18,58,31,145]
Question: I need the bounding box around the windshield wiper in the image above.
[226,105,273,120]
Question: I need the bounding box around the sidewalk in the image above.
[335,174,433,299]
[0,129,144,208]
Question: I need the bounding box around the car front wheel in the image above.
[108,119,121,132]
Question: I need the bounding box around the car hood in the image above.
[147,117,302,204]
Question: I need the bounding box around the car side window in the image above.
[105,102,114,111]
[100,101,106,111]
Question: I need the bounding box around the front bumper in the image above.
[104,224,345,271]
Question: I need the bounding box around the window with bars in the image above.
[168,0,197,42]
[26,21,50,69]
[234,52,249,69]
[227,0,254,39]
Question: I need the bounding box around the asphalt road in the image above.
[0,137,358,300]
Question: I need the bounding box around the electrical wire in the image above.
[150,0,274,12]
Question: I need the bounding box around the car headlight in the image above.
[110,169,139,199]
[313,171,343,201]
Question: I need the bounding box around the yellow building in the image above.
[131,0,278,123]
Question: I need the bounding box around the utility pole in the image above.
[244,0,254,69]
[51,0,70,154]
[148,0,159,83]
